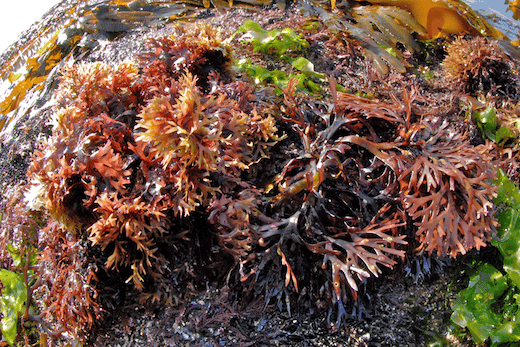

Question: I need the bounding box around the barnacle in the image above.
[441,36,517,98]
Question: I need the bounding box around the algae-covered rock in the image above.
[0,1,518,346]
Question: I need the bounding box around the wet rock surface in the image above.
[91,266,472,346]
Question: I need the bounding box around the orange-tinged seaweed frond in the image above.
[136,72,221,171]
[442,36,516,98]
[20,20,287,343]
[88,192,168,290]
[397,122,497,257]
[38,222,101,339]
[339,101,498,258]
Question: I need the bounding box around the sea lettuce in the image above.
[451,169,520,345]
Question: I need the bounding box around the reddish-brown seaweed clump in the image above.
[226,79,497,319]
[21,22,283,343]
[441,36,517,98]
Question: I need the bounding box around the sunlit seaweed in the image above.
[366,0,504,39]
[508,0,520,20]
[441,36,518,99]
[338,92,497,258]
[294,0,504,74]
[20,21,284,343]
[37,221,101,340]
[0,0,508,134]
[88,192,169,291]
[137,72,223,172]
[137,23,233,100]
[232,20,334,94]
[0,31,67,132]
[0,1,515,344]
[350,5,427,74]
[26,61,139,232]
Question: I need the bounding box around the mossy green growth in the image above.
[233,21,345,95]
[236,57,326,95]
[380,44,398,57]
[451,169,520,345]
[412,67,435,81]
[451,263,520,344]
[300,19,322,32]
[0,244,38,345]
[233,20,310,61]
[0,269,26,346]
[493,169,520,288]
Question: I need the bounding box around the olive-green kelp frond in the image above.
[0,31,63,131]
[349,5,427,74]
[295,0,427,73]
[364,0,505,39]
[508,0,520,20]
[0,5,85,132]
[79,1,189,34]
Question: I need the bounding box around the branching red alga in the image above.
[21,22,283,344]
